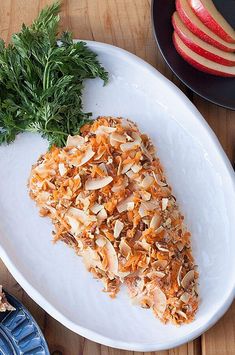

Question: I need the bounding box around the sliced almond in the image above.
[66,135,85,148]
[85,176,113,190]
[181,270,195,289]
[114,220,124,239]
[153,286,167,317]
[78,147,95,167]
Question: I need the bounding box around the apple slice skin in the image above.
[173,32,235,77]
[189,0,235,44]
[172,13,235,66]
[176,0,235,52]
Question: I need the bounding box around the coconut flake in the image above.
[90,203,104,214]
[78,147,95,167]
[121,162,134,174]
[95,125,116,135]
[120,141,140,152]
[114,220,124,239]
[110,132,126,143]
[152,260,168,269]
[98,163,108,175]
[100,236,119,275]
[181,270,195,289]
[141,175,154,189]
[119,239,131,257]
[97,208,108,222]
[152,171,167,187]
[138,203,148,218]
[127,202,135,211]
[83,247,102,270]
[58,163,67,177]
[139,190,151,201]
[180,292,191,304]
[85,176,113,190]
[96,237,107,247]
[111,178,128,192]
[126,170,135,179]
[131,164,142,173]
[161,198,168,211]
[177,266,183,287]
[150,214,161,230]
[66,135,85,148]
[117,195,134,213]
[153,286,167,317]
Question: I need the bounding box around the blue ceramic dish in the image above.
[0,291,49,355]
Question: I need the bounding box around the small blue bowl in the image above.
[0,291,49,355]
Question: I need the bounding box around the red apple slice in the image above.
[189,0,235,43]
[172,12,235,66]
[176,0,235,52]
[173,32,235,77]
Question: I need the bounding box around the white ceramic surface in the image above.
[0,41,235,352]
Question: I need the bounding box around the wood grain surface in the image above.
[0,1,234,354]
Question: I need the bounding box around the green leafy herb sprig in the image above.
[0,1,108,147]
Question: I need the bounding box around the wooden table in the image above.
[0,1,235,354]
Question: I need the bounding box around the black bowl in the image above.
[152,0,235,110]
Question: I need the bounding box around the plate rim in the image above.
[0,40,235,352]
[151,0,235,111]
[0,291,50,354]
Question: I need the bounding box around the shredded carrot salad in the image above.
[29,117,199,325]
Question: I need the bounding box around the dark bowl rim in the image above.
[151,0,235,111]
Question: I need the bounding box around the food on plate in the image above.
[0,2,108,148]
[173,32,235,77]
[189,0,235,43]
[29,117,199,325]
[176,0,235,52]
[0,286,15,312]
[172,12,235,66]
